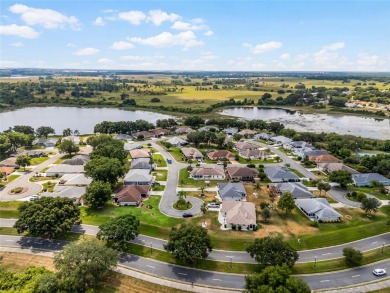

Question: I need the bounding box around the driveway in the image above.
[152,143,203,218]
[327,188,361,208]
[0,151,62,201]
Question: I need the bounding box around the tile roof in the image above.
[221,201,256,226]
[226,166,259,178]
[130,149,151,159]
[208,150,235,160]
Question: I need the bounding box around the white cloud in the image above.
[244,41,283,54]
[313,42,347,68]
[94,17,104,26]
[66,43,77,48]
[9,4,80,30]
[120,55,145,61]
[280,53,290,60]
[10,41,24,47]
[73,47,100,56]
[118,10,146,25]
[323,42,345,51]
[130,31,203,49]
[0,60,25,68]
[171,20,206,30]
[98,58,114,64]
[110,41,134,50]
[204,30,213,37]
[0,24,39,38]
[147,9,180,26]
[357,52,379,68]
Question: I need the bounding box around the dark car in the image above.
[182,213,193,218]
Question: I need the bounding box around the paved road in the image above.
[1,234,390,291]
[0,151,62,201]
[152,143,203,218]
[328,187,361,208]
[3,219,389,264]
[250,141,317,179]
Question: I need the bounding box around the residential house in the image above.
[33,138,58,148]
[124,169,153,185]
[295,198,342,222]
[239,149,268,160]
[264,166,300,183]
[223,128,238,136]
[207,150,235,161]
[59,174,92,186]
[113,185,151,206]
[181,147,204,161]
[217,182,247,201]
[12,150,46,158]
[352,173,390,187]
[175,127,194,135]
[237,129,257,137]
[0,166,14,177]
[318,163,359,174]
[41,186,86,204]
[308,154,340,164]
[166,137,188,147]
[130,157,153,170]
[113,134,133,142]
[62,154,90,165]
[284,141,316,157]
[190,167,226,180]
[270,135,292,145]
[269,182,314,199]
[301,149,328,160]
[150,128,170,138]
[226,166,259,181]
[219,201,257,230]
[198,126,219,132]
[0,157,18,167]
[45,164,85,176]
[124,143,143,152]
[255,133,273,140]
[132,131,154,139]
[129,149,151,159]
[62,136,80,145]
[78,146,93,156]
[234,142,258,152]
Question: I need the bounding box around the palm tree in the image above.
[254,182,261,192]
[63,128,72,137]
[199,185,206,197]
[73,129,80,136]
[201,202,208,225]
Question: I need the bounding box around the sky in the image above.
[0,0,389,71]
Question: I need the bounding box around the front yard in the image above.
[152,170,168,181]
[178,168,226,188]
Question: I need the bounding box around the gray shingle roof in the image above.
[264,167,300,182]
[295,198,341,221]
[353,173,390,186]
[124,169,153,183]
[218,182,247,200]
[130,158,152,170]
[271,182,313,199]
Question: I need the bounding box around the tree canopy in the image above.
[84,180,112,209]
[277,192,295,214]
[246,236,299,267]
[85,156,126,184]
[14,197,79,238]
[36,126,55,138]
[361,197,381,216]
[328,170,353,188]
[97,214,140,247]
[16,154,30,171]
[58,139,79,157]
[343,247,363,267]
[244,264,311,293]
[164,224,213,264]
[54,239,118,292]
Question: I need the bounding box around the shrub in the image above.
[356,192,367,202]
[238,225,242,231]
[247,164,256,168]
[310,220,319,227]
[260,202,269,210]
[232,224,236,230]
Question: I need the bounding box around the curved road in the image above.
[0,151,62,201]
[1,235,390,291]
[152,142,203,218]
[2,219,389,264]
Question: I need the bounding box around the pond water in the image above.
[0,107,173,134]
[220,107,390,140]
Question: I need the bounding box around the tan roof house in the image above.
[133,131,154,139]
[181,147,204,161]
[234,142,258,151]
[226,166,259,181]
[113,185,151,206]
[219,201,257,230]
[309,154,340,164]
[207,150,235,161]
[190,167,226,180]
[239,149,268,160]
[130,149,151,159]
[175,127,194,135]
[237,129,257,137]
[0,166,15,176]
[318,163,359,174]
[150,128,170,137]
[0,157,18,167]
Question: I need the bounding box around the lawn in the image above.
[42,181,55,192]
[151,184,165,191]
[351,186,389,200]
[53,154,72,164]
[29,176,55,182]
[153,153,167,167]
[30,157,49,165]
[3,174,20,185]
[289,168,305,178]
[178,168,225,188]
[166,147,186,162]
[152,170,167,181]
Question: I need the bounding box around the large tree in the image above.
[6,132,31,151]
[16,154,30,171]
[317,181,331,196]
[36,126,55,138]
[90,139,127,163]
[85,157,126,184]
[277,192,295,214]
[361,197,381,216]
[0,134,12,156]
[244,264,311,293]
[84,180,112,209]
[246,236,299,267]
[97,214,140,247]
[58,139,79,157]
[13,125,35,135]
[54,239,118,292]
[14,197,79,238]
[164,224,213,264]
[328,170,353,188]
[343,247,363,267]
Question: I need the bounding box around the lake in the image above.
[220,107,390,140]
[0,107,173,134]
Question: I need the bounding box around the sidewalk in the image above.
[0,246,239,293]
[317,279,390,293]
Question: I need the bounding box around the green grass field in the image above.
[152,170,167,181]
[153,154,167,167]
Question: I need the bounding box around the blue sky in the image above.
[1,0,389,71]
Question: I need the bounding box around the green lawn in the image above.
[41,182,55,192]
[30,157,49,165]
[289,168,305,178]
[152,170,167,181]
[166,147,186,162]
[4,175,20,185]
[0,201,22,218]
[351,186,389,200]
[151,184,165,191]
[153,154,167,167]
[178,168,225,188]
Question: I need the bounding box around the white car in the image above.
[373,269,386,276]
[29,195,40,201]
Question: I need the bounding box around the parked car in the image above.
[373,269,387,276]
[167,159,172,164]
[207,203,220,208]
[29,195,40,201]
[182,213,193,218]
